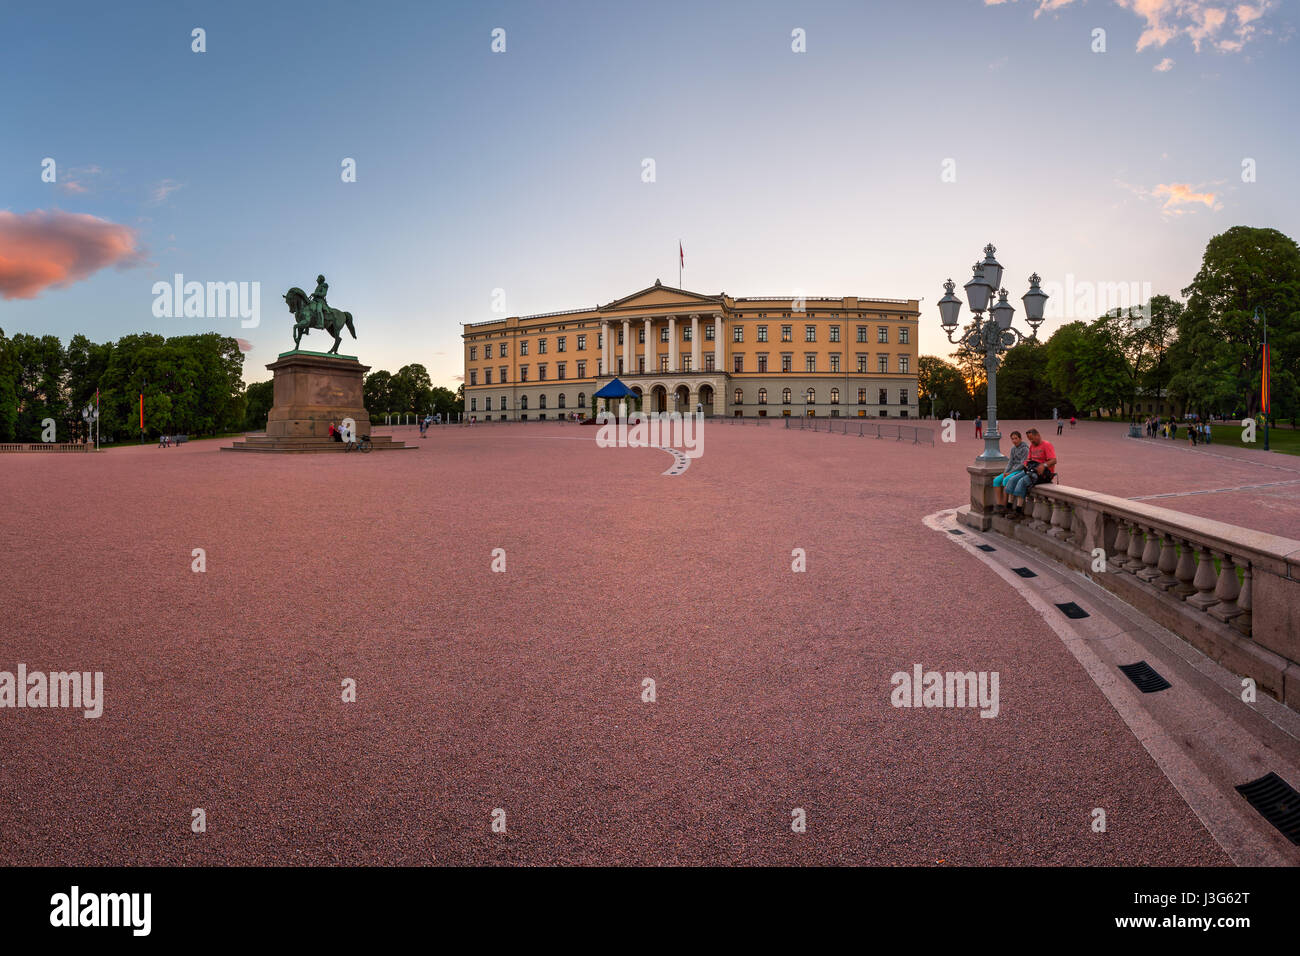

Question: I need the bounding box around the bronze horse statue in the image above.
[284,287,356,354]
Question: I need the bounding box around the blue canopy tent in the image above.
[592,377,638,415]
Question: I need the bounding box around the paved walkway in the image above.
[0,419,1289,864]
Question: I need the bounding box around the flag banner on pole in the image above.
[679,242,684,268]
[1261,343,1271,414]
[140,394,144,429]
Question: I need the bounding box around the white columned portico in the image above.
[668,316,678,373]
[601,320,610,375]
[713,312,723,373]
[691,314,701,372]
[622,319,631,375]
[644,318,653,374]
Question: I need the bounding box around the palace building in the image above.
[462,281,920,420]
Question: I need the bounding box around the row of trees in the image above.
[0,329,247,442]
[919,226,1299,423]
[361,364,460,420]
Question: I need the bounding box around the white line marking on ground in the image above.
[1130,478,1300,500]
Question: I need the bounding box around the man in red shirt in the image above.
[1005,427,1057,516]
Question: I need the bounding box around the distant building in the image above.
[462,281,920,420]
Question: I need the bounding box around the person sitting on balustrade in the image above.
[992,430,1028,512]
[1005,428,1057,518]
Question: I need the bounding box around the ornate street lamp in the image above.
[939,245,1047,464]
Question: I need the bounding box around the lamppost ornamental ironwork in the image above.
[937,243,1048,464]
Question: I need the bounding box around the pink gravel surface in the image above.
[1,418,1284,866]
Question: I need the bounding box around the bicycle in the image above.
[343,434,372,453]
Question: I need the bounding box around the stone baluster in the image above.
[1154,532,1180,591]
[1207,552,1244,624]
[1186,545,1220,610]
[1047,500,1069,539]
[1124,520,1145,574]
[1135,526,1162,583]
[1231,564,1253,636]
[1173,538,1197,597]
[1111,520,1131,571]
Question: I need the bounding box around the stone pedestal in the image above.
[957,460,1005,531]
[223,351,412,453]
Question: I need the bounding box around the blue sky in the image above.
[2,0,1296,387]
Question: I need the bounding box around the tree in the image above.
[1171,226,1300,420]
[10,333,66,440]
[363,370,393,415]
[917,355,972,418]
[242,379,274,431]
[996,338,1069,419]
[0,328,19,441]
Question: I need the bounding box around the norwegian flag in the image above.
[679,241,684,268]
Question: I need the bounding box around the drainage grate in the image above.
[1118,661,1172,693]
[1012,567,1037,578]
[976,544,996,552]
[1236,772,1300,845]
[948,529,965,535]
[1055,602,1090,619]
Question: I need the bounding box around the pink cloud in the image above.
[1152,182,1221,213]
[0,209,144,300]
[989,0,1275,53]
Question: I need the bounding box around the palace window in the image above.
[520,366,528,382]
[683,356,692,371]
[900,389,909,406]
[469,346,477,360]
[500,396,508,409]
[782,388,792,404]
[899,355,909,374]
[470,398,477,411]
[734,355,743,373]
[733,388,743,405]
[539,394,547,409]
[705,354,715,371]
[758,388,767,405]
[519,396,527,410]
[618,359,623,374]
[469,371,478,386]
[539,339,548,354]
[638,357,645,373]
[804,325,816,342]
[781,325,792,342]
[520,341,528,356]
[577,392,586,408]
[757,355,768,373]
[499,366,507,383]
[499,343,508,358]
[660,356,669,372]
[733,326,744,342]
[757,325,768,342]
[781,355,792,373]
[617,329,624,345]
[830,326,841,343]
[558,393,567,408]
[705,325,715,341]
[683,326,692,342]
[857,388,866,405]
[485,396,492,410]
[899,327,909,344]
[830,354,840,373]
[879,388,888,405]
[877,327,888,343]
[539,364,547,381]
[660,328,669,342]
[830,388,840,404]
[856,326,867,342]
[596,334,602,349]
[878,355,888,373]
[638,328,645,343]
[806,387,816,404]
[577,360,586,377]
[805,355,816,373]
[484,344,492,359]
[557,336,566,352]
[857,355,867,373]
[558,362,566,380]
[577,334,586,350]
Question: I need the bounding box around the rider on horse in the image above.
[311,275,330,327]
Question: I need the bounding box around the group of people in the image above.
[418,413,441,438]
[1144,417,1213,445]
[992,428,1058,518]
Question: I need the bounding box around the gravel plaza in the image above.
[3,419,1295,866]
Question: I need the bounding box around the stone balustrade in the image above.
[964,482,1300,711]
[0,443,93,453]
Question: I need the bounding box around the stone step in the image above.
[222,435,415,453]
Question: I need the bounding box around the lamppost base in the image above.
[960,461,1005,531]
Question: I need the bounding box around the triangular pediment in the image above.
[600,281,723,313]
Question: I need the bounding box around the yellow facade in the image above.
[462,281,920,419]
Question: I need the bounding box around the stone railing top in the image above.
[1033,483,1300,578]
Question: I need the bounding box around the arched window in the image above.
[558,393,567,408]
[733,388,743,406]
[519,395,528,410]
[782,388,792,405]
[758,388,768,405]
[577,392,586,408]
[830,388,840,404]
[806,387,816,404]
[539,394,547,409]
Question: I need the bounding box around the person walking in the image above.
[974,416,983,439]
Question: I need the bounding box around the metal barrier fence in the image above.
[0,443,94,453]
[783,416,934,445]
